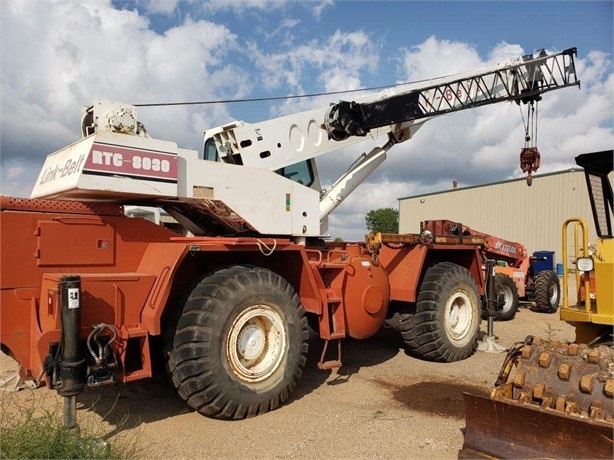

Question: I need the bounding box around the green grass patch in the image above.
[0,390,146,459]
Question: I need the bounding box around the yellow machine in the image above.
[461,149,614,459]
[561,150,614,343]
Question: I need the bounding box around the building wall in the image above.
[398,169,595,266]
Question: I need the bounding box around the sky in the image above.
[1,0,613,240]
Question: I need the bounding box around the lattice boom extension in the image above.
[345,48,579,132]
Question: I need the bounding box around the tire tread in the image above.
[166,265,308,419]
[401,262,480,362]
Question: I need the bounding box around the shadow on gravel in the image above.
[76,374,187,439]
[289,327,403,396]
[75,327,404,437]
[328,327,404,384]
[375,379,490,420]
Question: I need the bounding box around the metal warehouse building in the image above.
[398,168,595,267]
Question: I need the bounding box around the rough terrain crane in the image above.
[1,47,579,423]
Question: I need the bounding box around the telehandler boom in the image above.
[422,219,562,320]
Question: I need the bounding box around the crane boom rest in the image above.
[2,47,582,429]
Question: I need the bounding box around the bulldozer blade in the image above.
[460,392,614,459]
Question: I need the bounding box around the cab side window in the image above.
[276,160,314,187]
[203,139,219,162]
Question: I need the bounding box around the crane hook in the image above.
[519,146,540,186]
[518,100,540,186]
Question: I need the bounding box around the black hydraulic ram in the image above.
[56,275,86,428]
[485,259,498,337]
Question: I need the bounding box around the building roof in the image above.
[397,167,581,201]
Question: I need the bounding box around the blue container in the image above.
[533,250,555,273]
[556,263,564,276]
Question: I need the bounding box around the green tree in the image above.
[365,207,399,233]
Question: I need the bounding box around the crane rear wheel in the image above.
[167,265,309,419]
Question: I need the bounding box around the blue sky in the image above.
[1,0,613,239]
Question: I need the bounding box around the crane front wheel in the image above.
[167,265,309,419]
[402,262,481,362]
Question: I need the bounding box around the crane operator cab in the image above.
[203,122,319,188]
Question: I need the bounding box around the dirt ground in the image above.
[1,304,575,459]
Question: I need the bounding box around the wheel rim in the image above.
[549,283,559,306]
[226,305,286,383]
[499,285,514,313]
[444,288,473,344]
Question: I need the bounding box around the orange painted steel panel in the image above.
[1,195,124,216]
[37,219,115,266]
[294,249,324,316]
[378,243,485,302]
[1,197,178,378]
[1,200,174,291]
[21,273,156,380]
[0,291,34,366]
[379,244,428,302]
[139,243,190,334]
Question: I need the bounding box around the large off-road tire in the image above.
[167,265,309,419]
[401,262,481,362]
[494,273,519,321]
[534,270,561,313]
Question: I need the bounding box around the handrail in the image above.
[562,218,590,311]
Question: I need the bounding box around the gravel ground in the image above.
[1,304,575,459]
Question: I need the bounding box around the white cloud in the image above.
[311,0,334,19]
[397,36,484,81]
[487,42,525,63]
[5,165,25,181]
[1,1,242,163]
[245,28,381,100]
[143,0,182,14]
[0,159,36,197]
